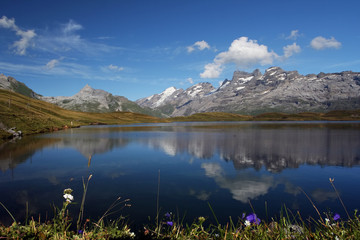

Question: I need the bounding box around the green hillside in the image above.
[0,89,164,141]
[168,110,360,122]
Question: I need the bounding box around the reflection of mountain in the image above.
[0,137,60,172]
[54,137,129,158]
[137,124,360,172]
[2,123,360,173]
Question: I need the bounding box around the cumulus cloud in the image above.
[200,37,278,78]
[108,64,124,71]
[187,40,210,53]
[200,62,223,78]
[0,16,36,55]
[310,36,341,50]
[286,30,300,40]
[187,77,194,84]
[283,42,301,58]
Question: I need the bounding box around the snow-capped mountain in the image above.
[136,82,215,115]
[137,67,360,116]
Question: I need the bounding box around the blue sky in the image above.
[0,0,359,100]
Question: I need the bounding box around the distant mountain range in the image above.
[137,67,360,116]
[1,67,360,117]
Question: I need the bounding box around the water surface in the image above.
[1,121,360,227]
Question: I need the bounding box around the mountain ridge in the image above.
[137,66,360,116]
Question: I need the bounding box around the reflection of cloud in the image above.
[47,175,60,185]
[201,163,275,203]
[160,140,177,156]
[283,182,301,196]
[189,189,212,201]
[311,189,337,203]
[222,178,273,203]
[202,162,224,178]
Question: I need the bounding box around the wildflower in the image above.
[166,221,173,226]
[198,216,205,222]
[244,220,251,227]
[325,218,330,223]
[246,213,261,225]
[165,212,172,219]
[333,213,340,221]
[63,193,74,203]
[241,213,246,219]
[129,232,135,237]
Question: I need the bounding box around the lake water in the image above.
[1,121,360,228]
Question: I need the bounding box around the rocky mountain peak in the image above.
[78,84,95,94]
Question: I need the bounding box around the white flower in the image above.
[244,220,251,227]
[129,232,135,238]
[63,193,74,203]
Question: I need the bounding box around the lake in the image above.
[1,121,360,228]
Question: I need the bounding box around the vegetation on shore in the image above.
[1,176,360,239]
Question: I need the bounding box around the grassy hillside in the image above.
[0,89,164,140]
[168,110,360,122]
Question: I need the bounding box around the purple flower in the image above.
[166,221,173,226]
[246,213,261,225]
[165,212,171,219]
[241,213,246,219]
[333,213,340,221]
[78,230,83,234]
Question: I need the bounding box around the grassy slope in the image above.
[168,110,360,122]
[0,89,164,139]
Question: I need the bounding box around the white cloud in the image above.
[0,15,16,29]
[187,77,194,84]
[200,37,278,78]
[45,59,59,70]
[310,36,341,50]
[63,19,83,34]
[286,30,300,40]
[108,64,124,71]
[0,16,36,55]
[187,40,210,53]
[35,19,122,56]
[200,62,223,78]
[283,42,301,58]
